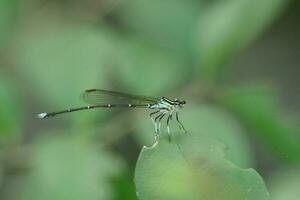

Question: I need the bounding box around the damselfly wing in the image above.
[81,89,159,106]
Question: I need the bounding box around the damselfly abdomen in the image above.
[37,89,187,142]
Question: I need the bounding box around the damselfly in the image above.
[37,89,187,142]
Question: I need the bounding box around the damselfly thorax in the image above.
[37,89,187,142]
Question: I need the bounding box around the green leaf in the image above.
[135,133,269,200]
[116,39,190,95]
[0,165,3,186]
[111,171,138,200]
[220,85,300,163]
[134,105,253,167]
[121,0,201,56]
[269,169,300,200]
[195,0,289,79]
[0,0,19,46]
[0,73,23,142]
[15,21,119,109]
[20,133,124,200]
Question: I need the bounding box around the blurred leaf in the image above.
[16,22,119,109]
[116,39,190,95]
[0,73,23,142]
[121,0,201,56]
[111,171,137,200]
[20,133,124,200]
[220,85,300,163]
[0,0,19,46]
[135,105,253,167]
[269,169,300,200]
[195,0,289,79]
[135,134,269,200]
[0,165,3,185]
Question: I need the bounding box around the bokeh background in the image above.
[0,0,299,199]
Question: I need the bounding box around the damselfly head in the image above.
[174,98,186,107]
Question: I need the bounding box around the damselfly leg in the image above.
[150,110,171,143]
[154,113,164,133]
[150,110,185,142]
[150,111,160,133]
[157,113,166,133]
[176,111,187,133]
[166,114,172,142]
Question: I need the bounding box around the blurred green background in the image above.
[0,0,299,199]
